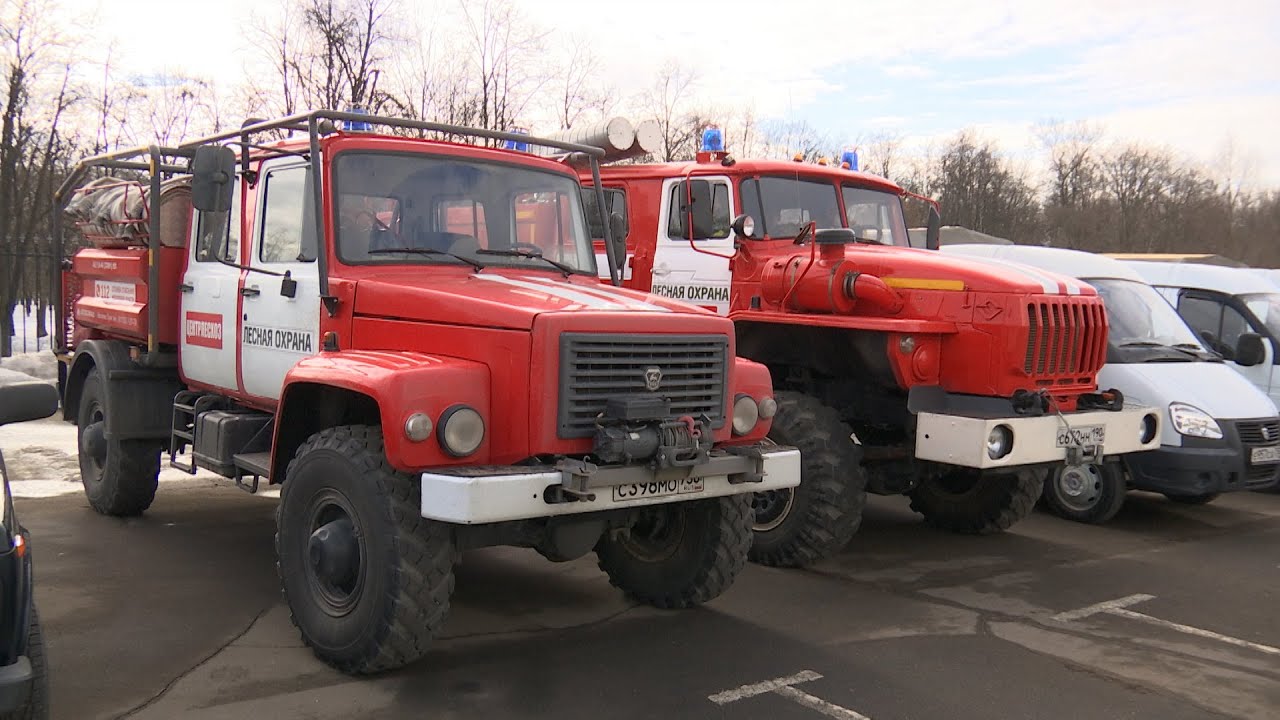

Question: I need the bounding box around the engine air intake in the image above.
[1024,298,1107,384]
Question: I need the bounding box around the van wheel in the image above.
[596,494,751,608]
[276,425,455,674]
[1164,492,1220,505]
[0,606,49,720]
[909,467,1043,534]
[77,368,160,517]
[1042,461,1127,524]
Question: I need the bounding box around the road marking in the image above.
[1054,594,1280,656]
[709,671,871,719]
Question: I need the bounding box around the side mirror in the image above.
[191,145,236,212]
[731,214,756,239]
[0,380,59,426]
[925,205,941,250]
[1234,332,1266,367]
[679,181,716,240]
[608,212,627,261]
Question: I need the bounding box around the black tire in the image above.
[596,493,751,609]
[77,369,159,517]
[748,391,865,568]
[276,425,455,674]
[1042,461,1127,524]
[909,467,1043,534]
[1,607,49,720]
[1164,492,1220,505]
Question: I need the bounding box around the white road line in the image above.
[774,686,873,720]
[708,670,822,704]
[708,670,873,719]
[1051,593,1155,622]
[1054,594,1280,656]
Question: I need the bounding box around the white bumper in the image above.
[915,405,1161,469]
[420,446,801,524]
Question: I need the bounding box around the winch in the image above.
[593,395,711,468]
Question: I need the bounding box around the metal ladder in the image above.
[168,392,223,473]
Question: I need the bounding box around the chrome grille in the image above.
[559,333,728,438]
[1236,419,1280,446]
[1024,297,1107,383]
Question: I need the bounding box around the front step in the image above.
[233,452,271,494]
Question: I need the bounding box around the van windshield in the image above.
[1090,278,1204,359]
[1241,293,1280,339]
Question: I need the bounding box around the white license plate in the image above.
[1056,425,1106,448]
[612,477,705,502]
[1251,446,1280,464]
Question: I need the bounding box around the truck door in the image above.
[180,179,243,391]
[1176,290,1274,400]
[649,176,734,314]
[239,161,321,400]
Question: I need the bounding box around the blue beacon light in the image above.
[503,127,530,152]
[344,106,373,132]
[841,149,859,171]
[701,126,724,153]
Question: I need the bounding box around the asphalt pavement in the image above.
[13,467,1279,720]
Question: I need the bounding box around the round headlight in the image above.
[740,215,755,237]
[1140,413,1158,444]
[438,405,485,457]
[404,412,433,442]
[732,395,760,436]
[986,424,1013,460]
[758,396,778,420]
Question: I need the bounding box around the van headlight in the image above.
[1168,403,1222,439]
[732,395,760,435]
[438,405,485,456]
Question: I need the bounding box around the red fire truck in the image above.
[576,128,1160,567]
[51,111,800,673]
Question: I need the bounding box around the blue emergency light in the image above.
[701,126,724,153]
[503,127,529,152]
[841,149,859,171]
[344,106,373,132]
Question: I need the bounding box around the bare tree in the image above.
[641,60,698,161]
[551,34,611,130]
[458,0,548,135]
[863,131,903,178]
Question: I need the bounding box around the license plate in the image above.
[1056,425,1105,448]
[1251,446,1280,464]
[612,477,705,502]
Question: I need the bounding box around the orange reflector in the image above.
[883,277,966,291]
[13,534,25,558]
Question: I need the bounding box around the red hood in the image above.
[843,244,1096,296]
[352,268,705,330]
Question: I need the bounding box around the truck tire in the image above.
[276,425,455,674]
[77,369,160,517]
[1042,461,1127,524]
[909,467,1043,534]
[748,391,865,568]
[0,607,49,720]
[1164,492,1220,505]
[596,493,751,608]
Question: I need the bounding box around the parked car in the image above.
[1122,260,1280,411]
[0,378,58,720]
[945,246,1280,521]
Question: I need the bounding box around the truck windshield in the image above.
[333,152,597,275]
[1241,293,1280,339]
[1091,278,1204,354]
[740,176,842,238]
[841,185,909,246]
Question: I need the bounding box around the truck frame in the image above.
[51,111,800,673]
[578,137,1161,566]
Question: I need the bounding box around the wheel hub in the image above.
[752,488,795,532]
[81,420,107,465]
[1056,464,1101,510]
[309,516,358,589]
[303,495,366,615]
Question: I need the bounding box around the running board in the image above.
[233,452,271,493]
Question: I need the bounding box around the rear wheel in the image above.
[596,494,751,608]
[1164,492,1220,505]
[77,369,159,516]
[0,607,49,720]
[748,391,865,568]
[276,425,455,674]
[909,467,1043,534]
[1042,461,1127,524]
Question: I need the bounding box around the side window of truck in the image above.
[667,180,730,240]
[437,198,489,246]
[195,179,242,263]
[580,187,627,239]
[260,165,311,263]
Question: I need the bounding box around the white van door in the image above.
[649,176,735,315]
[1175,290,1274,400]
[180,182,243,391]
[239,161,321,400]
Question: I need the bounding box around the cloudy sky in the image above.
[71,0,1280,185]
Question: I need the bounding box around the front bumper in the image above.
[1126,418,1280,494]
[915,405,1162,470]
[0,656,33,713]
[419,444,801,524]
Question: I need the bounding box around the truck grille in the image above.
[1024,298,1107,384]
[559,333,728,438]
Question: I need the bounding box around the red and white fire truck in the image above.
[574,125,1160,566]
[51,111,800,673]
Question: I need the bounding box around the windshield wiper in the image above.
[367,246,484,270]
[1118,341,1163,348]
[476,248,577,277]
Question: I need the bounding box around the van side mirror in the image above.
[925,205,941,250]
[608,212,627,261]
[1235,332,1266,367]
[191,145,236,212]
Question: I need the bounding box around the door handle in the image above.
[240,286,261,297]
[179,282,194,293]
[652,265,671,277]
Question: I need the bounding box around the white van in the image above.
[1123,261,1280,410]
[944,245,1280,523]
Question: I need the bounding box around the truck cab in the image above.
[577,129,1160,566]
[53,112,800,674]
